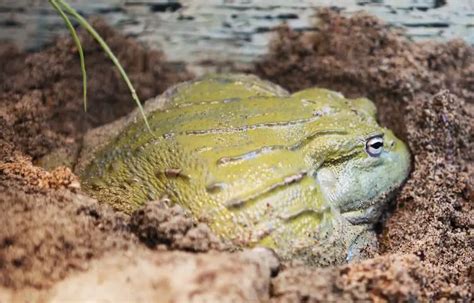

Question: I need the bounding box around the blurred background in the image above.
[1,0,473,74]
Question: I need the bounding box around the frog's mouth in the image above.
[339,187,398,225]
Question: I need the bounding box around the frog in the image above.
[77,74,411,265]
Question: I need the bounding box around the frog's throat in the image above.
[338,184,399,225]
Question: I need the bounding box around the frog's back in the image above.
[81,74,383,262]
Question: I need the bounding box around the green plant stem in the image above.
[50,0,151,131]
[49,0,87,111]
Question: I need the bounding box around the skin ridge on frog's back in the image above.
[81,74,410,264]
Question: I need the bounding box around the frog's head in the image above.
[316,127,410,225]
[294,89,411,226]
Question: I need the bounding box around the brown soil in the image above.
[0,10,472,302]
[0,18,192,161]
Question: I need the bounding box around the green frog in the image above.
[78,74,410,265]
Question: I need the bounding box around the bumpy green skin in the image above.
[81,74,410,265]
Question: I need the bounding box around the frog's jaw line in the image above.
[340,190,392,225]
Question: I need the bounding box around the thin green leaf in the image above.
[49,0,88,111]
[57,0,152,132]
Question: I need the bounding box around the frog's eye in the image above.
[366,136,384,157]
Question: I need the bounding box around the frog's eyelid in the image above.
[354,133,384,151]
[364,133,384,141]
[355,133,384,145]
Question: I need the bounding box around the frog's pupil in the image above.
[371,142,383,149]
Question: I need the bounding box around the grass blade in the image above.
[49,0,88,111]
[56,0,151,132]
